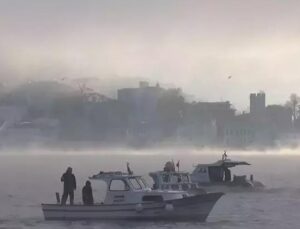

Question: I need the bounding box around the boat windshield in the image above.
[137,177,149,189]
[163,173,189,184]
[128,177,142,190]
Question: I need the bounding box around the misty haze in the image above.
[1,0,300,229]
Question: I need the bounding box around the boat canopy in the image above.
[194,159,250,169]
[89,171,143,183]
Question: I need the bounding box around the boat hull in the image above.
[42,192,223,221]
[197,181,264,193]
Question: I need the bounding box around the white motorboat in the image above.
[42,171,223,221]
[149,161,206,195]
[191,154,264,192]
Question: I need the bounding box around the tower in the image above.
[250,92,266,120]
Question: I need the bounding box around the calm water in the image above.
[1,148,300,229]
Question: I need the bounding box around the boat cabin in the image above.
[191,159,250,184]
[90,171,186,205]
[149,171,201,191]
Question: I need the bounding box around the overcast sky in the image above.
[1,0,300,110]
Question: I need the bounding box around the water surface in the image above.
[0,148,300,229]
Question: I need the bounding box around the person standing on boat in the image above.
[61,167,76,205]
[224,167,231,182]
[82,180,94,205]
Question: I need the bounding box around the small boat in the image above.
[149,161,206,195]
[42,171,223,221]
[191,154,264,192]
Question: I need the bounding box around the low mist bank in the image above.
[0,80,299,152]
[1,144,300,157]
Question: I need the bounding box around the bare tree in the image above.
[286,93,300,122]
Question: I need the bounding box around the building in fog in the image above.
[118,81,163,108]
[223,92,270,148]
[180,101,235,145]
[117,81,164,124]
[250,92,266,121]
[0,79,296,149]
[117,81,165,144]
[223,113,256,148]
[265,105,292,142]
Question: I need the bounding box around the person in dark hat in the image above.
[61,167,76,205]
[82,180,94,205]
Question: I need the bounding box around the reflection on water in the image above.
[1,148,300,229]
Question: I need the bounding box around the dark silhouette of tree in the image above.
[157,88,185,137]
[88,100,130,140]
[286,93,300,123]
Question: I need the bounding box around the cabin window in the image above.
[109,179,129,191]
[162,174,170,183]
[169,174,180,183]
[171,184,179,190]
[175,174,182,183]
[129,178,142,190]
[162,184,170,189]
[198,168,207,173]
[142,195,163,202]
[177,176,182,183]
[181,175,189,183]
[182,184,189,190]
[137,178,148,189]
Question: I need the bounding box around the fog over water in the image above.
[2,1,300,228]
[1,148,300,228]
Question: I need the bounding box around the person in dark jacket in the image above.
[224,167,231,182]
[82,180,94,205]
[61,167,76,205]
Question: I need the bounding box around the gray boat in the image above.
[191,155,264,192]
[149,161,207,195]
[42,171,223,221]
